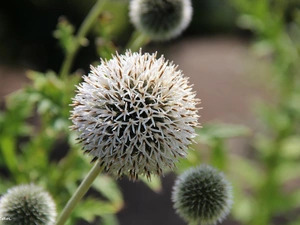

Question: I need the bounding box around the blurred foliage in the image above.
[175,0,300,225]
[0,69,123,224]
[0,1,126,223]
[1,0,300,225]
[174,0,300,224]
[231,0,300,224]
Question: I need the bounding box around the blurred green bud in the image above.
[0,184,56,225]
[172,165,232,225]
[129,0,192,41]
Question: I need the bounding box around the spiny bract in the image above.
[70,50,200,181]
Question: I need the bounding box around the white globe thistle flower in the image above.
[172,165,233,225]
[71,50,200,181]
[0,184,57,225]
[129,0,193,41]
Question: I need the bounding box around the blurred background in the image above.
[1,0,300,225]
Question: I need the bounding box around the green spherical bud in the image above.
[129,0,193,41]
[172,165,233,225]
[0,184,56,225]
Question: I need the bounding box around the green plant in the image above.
[2,0,299,225]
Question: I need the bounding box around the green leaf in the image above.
[279,136,300,159]
[25,70,67,118]
[176,148,202,174]
[37,98,58,115]
[286,92,300,114]
[257,103,291,133]
[289,190,300,213]
[53,118,70,133]
[53,17,76,53]
[236,14,264,31]
[92,175,123,208]
[196,123,251,145]
[231,179,255,223]
[74,198,117,223]
[140,175,162,193]
[101,214,120,225]
[0,135,18,177]
[275,161,300,185]
[228,154,263,189]
[96,39,117,60]
[0,180,14,194]
[27,70,49,90]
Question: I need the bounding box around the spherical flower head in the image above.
[71,50,200,181]
[172,165,233,225]
[129,0,193,41]
[0,184,57,225]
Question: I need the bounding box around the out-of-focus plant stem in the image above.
[211,139,227,171]
[124,30,150,52]
[59,0,107,79]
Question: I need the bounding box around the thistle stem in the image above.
[124,30,150,52]
[55,163,103,225]
[59,0,107,79]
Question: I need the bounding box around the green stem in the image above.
[124,30,150,52]
[59,0,107,79]
[55,163,103,225]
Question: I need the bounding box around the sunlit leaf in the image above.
[139,175,162,193]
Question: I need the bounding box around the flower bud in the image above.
[129,0,193,41]
[172,165,232,225]
[0,184,56,225]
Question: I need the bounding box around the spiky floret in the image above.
[70,50,200,181]
[0,184,57,225]
[172,165,233,225]
[129,0,193,41]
